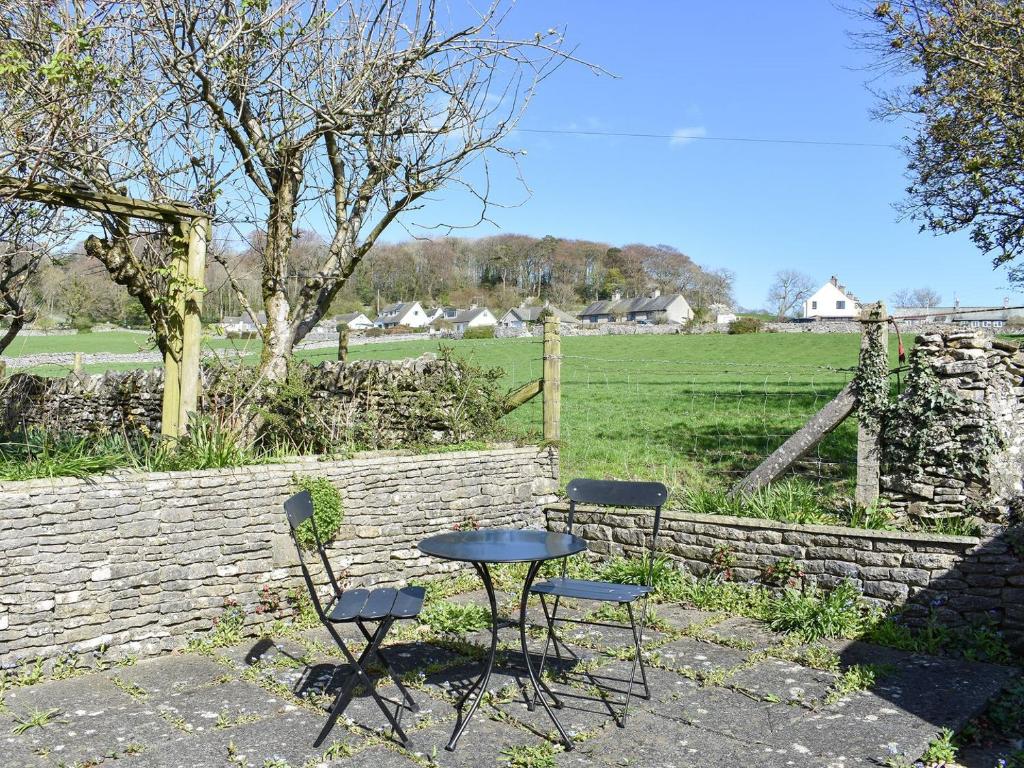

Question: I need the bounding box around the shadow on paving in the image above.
[0,603,1019,767]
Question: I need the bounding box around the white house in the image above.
[499,302,578,329]
[335,312,374,330]
[803,277,861,320]
[579,290,693,324]
[891,298,1023,329]
[374,301,430,329]
[709,303,737,325]
[450,306,497,334]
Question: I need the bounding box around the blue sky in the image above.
[391,2,1020,311]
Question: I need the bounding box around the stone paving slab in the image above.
[0,606,1019,768]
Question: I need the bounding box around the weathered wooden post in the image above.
[542,318,561,443]
[855,301,889,507]
[338,326,349,362]
[177,216,208,432]
[72,352,83,373]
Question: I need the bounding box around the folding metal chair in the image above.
[529,478,668,726]
[284,490,424,747]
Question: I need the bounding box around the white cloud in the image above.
[670,126,707,147]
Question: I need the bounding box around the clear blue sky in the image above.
[392,2,1020,311]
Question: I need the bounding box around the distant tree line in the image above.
[17,232,734,330]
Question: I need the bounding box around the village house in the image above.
[498,302,578,329]
[892,298,1023,329]
[373,301,430,329]
[803,276,861,320]
[578,289,693,325]
[335,312,374,330]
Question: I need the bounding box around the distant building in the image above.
[499,302,578,329]
[449,306,497,334]
[579,289,693,325]
[335,312,373,330]
[709,303,737,325]
[374,301,430,329]
[803,277,861,320]
[891,298,1023,328]
[221,312,265,335]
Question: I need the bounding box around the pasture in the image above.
[5,330,917,495]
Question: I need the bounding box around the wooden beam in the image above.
[542,319,561,443]
[503,378,543,414]
[177,217,208,431]
[0,177,207,222]
[731,382,857,496]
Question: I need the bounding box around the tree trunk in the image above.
[258,170,301,382]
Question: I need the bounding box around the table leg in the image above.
[446,560,498,751]
[520,560,574,750]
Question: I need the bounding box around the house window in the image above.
[836,300,846,310]
[811,301,817,310]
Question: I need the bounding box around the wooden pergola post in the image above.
[0,177,208,439]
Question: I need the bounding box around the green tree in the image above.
[865,1,1024,286]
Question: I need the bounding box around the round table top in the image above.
[418,528,587,564]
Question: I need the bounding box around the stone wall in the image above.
[880,331,1024,522]
[0,353,503,447]
[0,445,558,667]
[546,506,1024,650]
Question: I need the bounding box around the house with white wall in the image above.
[374,301,430,329]
[449,306,497,334]
[336,312,374,330]
[579,289,693,324]
[499,302,578,329]
[803,277,861,320]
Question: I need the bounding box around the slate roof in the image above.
[506,305,578,324]
[450,307,492,324]
[580,294,684,317]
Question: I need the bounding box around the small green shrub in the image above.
[916,515,982,537]
[920,728,957,765]
[763,580,870,642]
[420,601,492,635]
[462,325,496,339]
[290,475,344,550]
[500,742,561,768]
[599,554,685,599]
[727,317,763,334]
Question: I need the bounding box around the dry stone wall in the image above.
[546,506,1024,650]
[0,445,558,667]
[0,354,500,447]
[880,331,1024,522]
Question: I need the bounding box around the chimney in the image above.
[830,276,838,287]
[1004,296,1010,309]
[954,295,960,310]
[470,302,477,310]
[611,290,622,302]
[650,288,661,299]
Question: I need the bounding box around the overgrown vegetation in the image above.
[289,476,344,550]
[419,600,492,636]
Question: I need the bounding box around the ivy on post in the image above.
[542,318,561,444]
[855,300,889,507]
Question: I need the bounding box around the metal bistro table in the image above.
[417,528,587,751]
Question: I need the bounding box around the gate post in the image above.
[856,301,888,507]
[542,318,561,444]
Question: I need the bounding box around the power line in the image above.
[516,127,896,149]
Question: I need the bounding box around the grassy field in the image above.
[3,329,986,499]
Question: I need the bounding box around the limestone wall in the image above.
[880,331,1024,522]
[546,506,1024,649]
[0,445,558,667]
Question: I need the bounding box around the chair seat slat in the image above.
[531,577,651,603]
[330,589,370,622]
[390,586,426,618]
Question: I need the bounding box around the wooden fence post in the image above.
[542,318,561,443]
[338,327,349,362]
[856,301,888,507]
[177,215,208,433]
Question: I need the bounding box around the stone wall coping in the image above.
[0,442,543,492]
[543,502,980,546]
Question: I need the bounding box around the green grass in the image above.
[7,332,909,503]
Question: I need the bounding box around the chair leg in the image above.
[620,599,650,726]
[355,619,419,712]
[316,620,411,748]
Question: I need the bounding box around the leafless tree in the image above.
[767,269,814,320]
[891,287,942,308]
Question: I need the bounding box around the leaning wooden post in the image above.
[338,326,349,362]
[542,318,561,444]
[855,301,888,507]
[177,216,208,432]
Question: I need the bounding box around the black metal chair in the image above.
[284,490,425,747]
[529,478,668,725]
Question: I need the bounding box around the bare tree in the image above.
[767,270,814,320]
[107,0,590,380]
[891,287,942,308]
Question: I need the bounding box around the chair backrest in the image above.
[563,478,669,586]
[284,489,342,622]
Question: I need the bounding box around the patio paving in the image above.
[0,600,1018,768]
